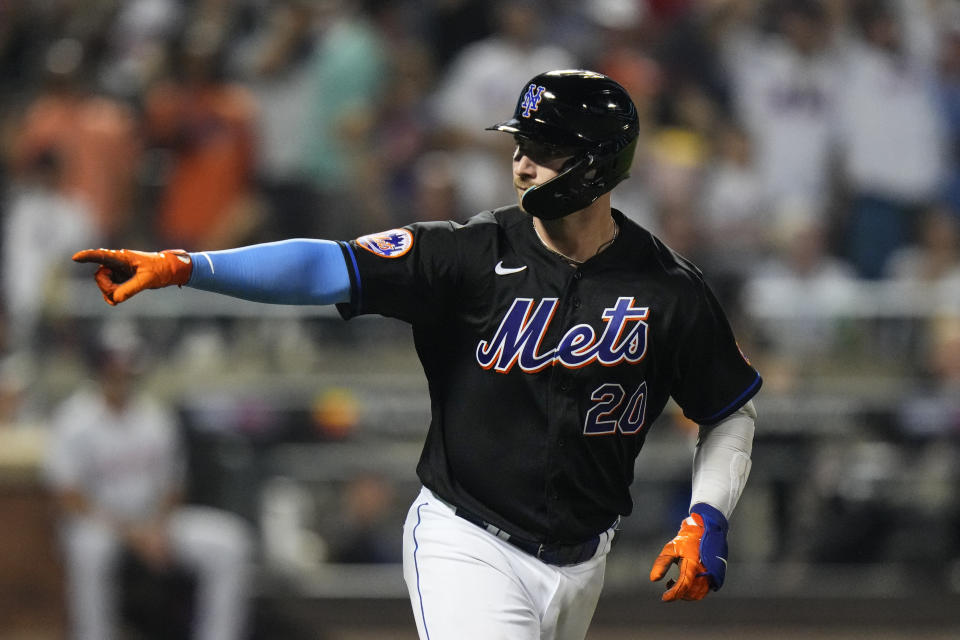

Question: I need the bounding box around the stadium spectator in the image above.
[741,203,859,364]
[2,149,97,346]
[11,39,141,244]
[144,29,260,250]
[231,0,321,240]
[430,0,576,213]
[934,9,960,215]
[835,0,947,278]
[643,125,709,261]
[0,355,35,426]
[98,0,185,100]
[298,0,391,239]
[583,0,660,233]
[44,321,254,640]
[900,316,960,438]
[368,36,440,225]
[698,119,769,286]
[718,0,842,223]
[885,204,960,291]
[418,0,494,75]
[405,150,461,224]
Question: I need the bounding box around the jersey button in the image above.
[574,270,583,280]
[572,297,581,309]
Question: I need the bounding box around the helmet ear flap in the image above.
[521,154,600,219]
[520,133,637,219]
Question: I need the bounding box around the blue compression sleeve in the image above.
[187,239,350,305]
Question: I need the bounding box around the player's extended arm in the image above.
[73,240,351,306]
[649,400,756,602]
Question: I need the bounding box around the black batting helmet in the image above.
[487,69,640,219]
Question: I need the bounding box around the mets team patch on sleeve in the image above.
[356,229,414,258]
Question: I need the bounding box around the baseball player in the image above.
[73,70,761,640]
[44,322,253,640]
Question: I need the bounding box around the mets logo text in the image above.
[356,229,414,258]
[476,297,649,373]
[520,84,546,118]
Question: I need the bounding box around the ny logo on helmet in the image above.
[520,84,546,118]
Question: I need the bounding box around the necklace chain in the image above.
[533,218,619,266]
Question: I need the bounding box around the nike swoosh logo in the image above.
[495,261,527,275]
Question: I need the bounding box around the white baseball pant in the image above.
[402,487,614,640]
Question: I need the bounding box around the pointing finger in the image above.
[72,249,131,271]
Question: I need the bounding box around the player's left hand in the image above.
[649,503,729,602]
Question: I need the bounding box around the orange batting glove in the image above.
[72,249,193,306]
[650,503,729,602]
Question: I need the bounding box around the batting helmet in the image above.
[487,69,639,219]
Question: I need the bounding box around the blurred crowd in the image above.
[0,0,957,328]
[0,0,959,357]
[2,0,960,631]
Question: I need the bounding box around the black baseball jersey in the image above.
[337,206,761,544]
